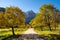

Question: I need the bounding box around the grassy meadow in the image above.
[0,28,28,40]
[0,27,60,40]
[34,27,60,40]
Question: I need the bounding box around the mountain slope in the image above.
[24,10,36,24]
[0,7,5,12]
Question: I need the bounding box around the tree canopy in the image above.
[30,4,58,31]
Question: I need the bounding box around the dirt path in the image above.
[13,28,48,40]
[23,28,38,34]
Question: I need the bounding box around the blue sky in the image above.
[0,0,60,13]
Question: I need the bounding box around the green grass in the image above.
[34,27,60,40]
[34,27,59,36]
[0,27,60,40]
[0,28,28,40]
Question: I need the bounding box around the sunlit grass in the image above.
[0,28,28,40]
[34,28,59,36]
[35,30,58,35]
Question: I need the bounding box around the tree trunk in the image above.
[40,27,43,31]
[11,27,15,35]
[48,23,52,31]
[49,26,52,31]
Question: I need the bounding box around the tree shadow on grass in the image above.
[47,34,60,40]
[2,34,48,40]
[2,35,21,40]
[3,34,60,40]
